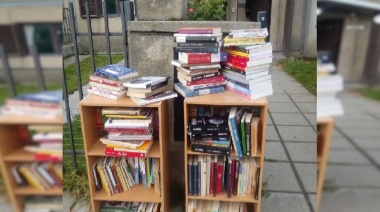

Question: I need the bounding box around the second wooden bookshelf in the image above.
[184,90,268,212]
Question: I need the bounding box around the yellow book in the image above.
[111,140,154,153]
[19,164,44,190]
[97,158,111,197]
[224,49,249,58]
[224,37,265,44]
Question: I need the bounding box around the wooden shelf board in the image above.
[93,185,162,202]
[185,90,268,106]
[0,114,62,125]
[4,148,35,161]
[80,94,161,107]
[14,186,62,196]
[88,140,161,158]
[188,193,258,203]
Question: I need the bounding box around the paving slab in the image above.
[269,103,298,113]
[351,138,380,150]
[308,194,316,212]
[278,126,316,142]
[264,142,288,162]
[289,94,316,103]
[266,125,280,141]
[321,188,380,212]
[330,138,355,149]
[325,165,380,187]
[339,128,380,138]
[366,150,380,165]
[294,163,317,192]
[285,143,316,162]
[295,102,317,114]
[266,113,273,125]
[261,192,310,212]
[332,129,344,139]
[328,150,371,165]
[0,196,12,212]
[263,162,301,192]
[271,113,309,126]
[304,114,316,126]
[266,94,293,103]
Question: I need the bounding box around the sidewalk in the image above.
[320,91,380,212]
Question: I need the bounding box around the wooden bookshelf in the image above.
[0,115,62,212]
[79,94,170,212]
[317,116,334,212]
[184,90,268,212]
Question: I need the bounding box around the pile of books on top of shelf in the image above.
[11,162,62,190]
[188,155,260,199]
[222,28,273,100]
[123,76,177,106]
[24,196,62,212]
[22,125,63,162]
[188,200,250,211]
[93,157,161,197]
[317,51,343,117]
[99,107,157,158]
[88,64,138,100]
[172,27,227,97]
[100,201,161,212]
[188,105,262,158]
[1,90,62,118]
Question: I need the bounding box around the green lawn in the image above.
[64,55,124,94]
[359,88,380,101]
[278,58,317,96]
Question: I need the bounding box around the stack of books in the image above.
[11,162,62,190]
[23,125,63,161]
[100,107,155,158]
[222,28,273,100]
[88,64,138,100]
[188,200,249,211]
[100,201,161,212]
[188,155,260,199]
[24,196,62,212]
[123,76,177,106]
[93,157,161,196]
[172,27,227,97]
[317,55,343,117]
[1,90,62,118]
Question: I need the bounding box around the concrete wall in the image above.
[127,20,260,195]
[337,16,372,82]
[270,0,286,51]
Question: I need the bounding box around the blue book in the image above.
[134,158,139,184]
[188,155,193,196]
[174,83,224,97]
[228,107,246,157]
[150,158,155,184]
[17,90,62,103]
[192,156,197,196]
[96,64,138,80]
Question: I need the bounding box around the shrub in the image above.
[187,0,227,21]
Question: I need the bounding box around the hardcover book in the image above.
[131,91,178,106]
[96,64,138,80]
[123,76,170,89]
[17,90,62,104]
[174,83,225,98]
[188,117,229,132]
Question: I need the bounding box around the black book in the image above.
[188,117,229,132]
[188,155,193,196]
[177,42,221,47]
[174,47,219,53]
[192,156,198,196]
[190,136,230,141]
[190,131,230,140]
[233,160,239,196]
[227,157,232,198]
[222,66,246,75]
[191,145,231,155]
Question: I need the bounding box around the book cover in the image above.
[123,76,170,89]
[96,64,138,80]
[240,112,247,156]
[178,52,226,64]
[245,113,253,156]
[131,91,178,106]
[188,117,229,132]
[174,83,225,98]
[174,35,222,43]
[178,27,222,34]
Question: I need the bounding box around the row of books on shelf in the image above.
[188,106,262,157]
[11,162,62,190]
[93,157,161,197]
[188,200,250,212]
[0,90,62,118]
[24,196,62,212]
[100,201,161,212]
[96,107,159,157]
[187,155,260,199]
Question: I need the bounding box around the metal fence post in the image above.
[120,1,128,67]
[0,45,17,97]
[85,2,96,73]
[102,1,112,64]
[69,2,83,100]
[30,45,46,91]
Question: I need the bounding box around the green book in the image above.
[100,201,137,212]
[240,112,248,156]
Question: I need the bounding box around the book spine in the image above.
[105,128,150,134]
[216,163,223,194]
[197,160,201,196]
[230,159,235,196]
[88,88,122,100]
[213,163,217,197]
[149,79,169,91]
[175,47,219,53]
[227,161,232,198]
[255,167,260,200]
[89,75,119,87]
[192,162,196,196]
[190,136,230,141]
[191,145,231,155]
[191,71,221,81]
[226,59,248,68]
[177,42,220,47]
[190,141,230,148]
[246,121,251,156]
[182,75,225,86]
[188,160,193,196]
[225,84,252,99]
[224,77,250,89]
[175,36,219,43]
[230,117,243,157]
[191,132,230,139]
[104,150,146,158]
[222,61,247,72]
[233,161,239,195]
[209,161,214,194]
[241,119,247,156]
[228,53,249,62]
[5,99,59,109]
[189,125,230,132]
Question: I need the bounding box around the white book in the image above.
[104,117,151,128]
[107,133,152,141]
[88,87,126,100]
[246,56,273,67]
[90,85,127,96]
[131,91,178,106]
[123,76,169,89]
[89,82,126,91]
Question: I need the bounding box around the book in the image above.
[104,117,152,128]
[189,131,230,140]
[126,85,170,98]
[174,35,223,43]
[188,117,229,132]
[178,27,222,34]
[17,90,62,104]
[245,113,253,156]
[240,112,247,156]
[101,139,147,149]
[125,79,169,93]
[176,67,219,76]
[174,47,220,53]
[102,107,143,115]
[177,69,221,82]
[229,28,268,38]
[226,86,273,100]
[90,86,127,96]
[5,99,60,109]
[178,52,226,64]
[88,87,126,100]
[123,76,170,89]
[188,155,193,196]
[177,41,223,48]
[174,33,223,37]
[171,60,221,70]
[227,56,272,68]
[131,91,178,106]
[226,43,272,54]
[105,140,153,157]
[228,107,247,157]
[107,133,152,141]
[225,79,272,95]
[175,83,225,98]
[96,64,138,80]
[191,145,231,155]
[177,75,225,87]
[89,73,128,87]
[251,117,259,156]
[223,37,266,45]
[177,78,225,91]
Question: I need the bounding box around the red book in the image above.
[209,161,215,194]
[105,149,147,158]
[34,154,62,162]
[230,159,236,196]
[89,74,120,87]
[216,163,224,195]
[223,62,247,72]
[178,27,221,34]
[178,75,225,86]
[227,59,248,68]
[228,54,249,62]
[179,52,221,64]
[5,99,60,109]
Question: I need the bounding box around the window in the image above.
[79,0,103,18]
[0,25,28,55]
[23,24,62,54]
[105,0,117,15]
